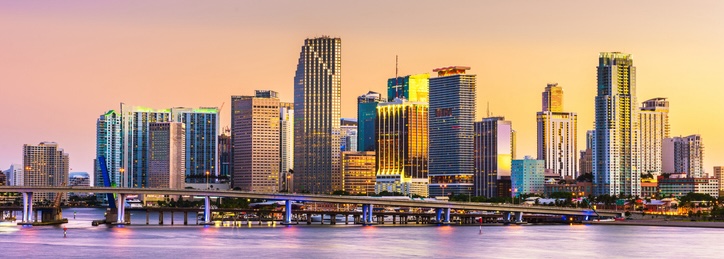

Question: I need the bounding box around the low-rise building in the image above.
[659,174,719,198]
[342,151,376,195]
[544,180,593,197]
[511,156,545,197]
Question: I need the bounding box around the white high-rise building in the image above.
[663,135,704,178]
[593,52,641,196]
[3,164,24,186]
[536,83,578,179]
[24,142,69,202]
[639,98,670,176]
[280,102,294,191]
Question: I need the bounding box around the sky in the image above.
[1,0,723,177]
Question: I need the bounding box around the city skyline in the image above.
[1,1,723,176]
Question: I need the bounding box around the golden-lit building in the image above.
[474,117,514,197]
[639,98,670,176]
[641,177,658,198]
[376,97,429,197]
[537,83,578,179]
[342,151,376,195]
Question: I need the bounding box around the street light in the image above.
[206,171,210,190]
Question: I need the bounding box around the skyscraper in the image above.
[95,110,122,203]
[148,122,186,189]
[537,83,578,179]
[376,97,429,197]
[23,142,69,202]
[357,91,382,152]
[662,135,704,178]
[4,164,24,186]
[231,90,281,192]
[429,66,476,197]
[279,102,294,191]
[639,98,670,176]
[120,104,172,188]
[387,73,430,102]
[474,117,514,197]
[218,127,231,182]
[293,37,342,194]
[593,52,641,196]
[171,107,219,184]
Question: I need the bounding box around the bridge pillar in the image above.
[444,208,451,224]
[116,193,126,224]
[284,200,292,224]
[204,196,211,223]
[361,205,368,223]
[503,212,511,223]
[435,208,442,223]
[515,212,523,223]
[306,213,312,225]
[28,192,35,222]
[21,192,28,222]
[367,204,373,224]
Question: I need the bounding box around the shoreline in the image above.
[585,219,724,229]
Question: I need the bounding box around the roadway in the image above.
[0,186,623,217]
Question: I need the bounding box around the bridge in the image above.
[0,186,623,225]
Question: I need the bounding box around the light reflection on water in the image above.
[0,208,722,258]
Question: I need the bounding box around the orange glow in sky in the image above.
[1,1,722,176]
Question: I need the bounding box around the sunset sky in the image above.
[1,1,722,176]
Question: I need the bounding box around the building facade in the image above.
[715,166,724,193]
[147,122,186,189]
[357,91,382,152]
[639,98,670,176]
[279,102,294,191]
[120,104,172,188]
[387,73,430,102]
[171,107,219,184]
[511,157,545,197]
[4,164,24,186]
[537,83,578,179]
[376,98,429,197]
[659,175,718,198]
[593,52,641,196]
[342,151,376,195]
[23,142,69,202]
[218,127,231,183]
[95,110,122,203]
[341,118,358,152]
[474,117,514,197]
[231,90,281,192]
[293,37,342,194]
[662,135,704,178]
[428,66,476,197]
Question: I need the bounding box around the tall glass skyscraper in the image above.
[428,66,476,197]
[387,73,429,102]
[171,107,219,183]
[293,37,342,194]
[376,97,429,197]
[357,91,382,152]
[95,110,122,202]
[279,102,294,191]
[639,98,670,176]
[537,83,578,179]
[120,104,172,188]
[474,117,514,197]
[593,52,641,196]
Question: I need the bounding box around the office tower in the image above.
[4,164,24,186]
[474,117,514,197]
[231,90,281,192]
[537,83,578,179]
[23,142,69,202]
[579,130,594,176]
[342,151,376,195]
[662,135,704,178]
[341,118,358,152]
[293,36,342,194]
[147,122,186,189]
[376,97,429,197]
[593,52,641,196]
[511,156,545,197]
[218,127,231,182]
[639,98,670,175]
[428,66,476,197]
[715,166,724,192]
[120,104,172,188]
[279,102,294,191]
[387,73,430,102]
[171,107,219,184]
[95,110,122,203]
[357,91,382,152]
